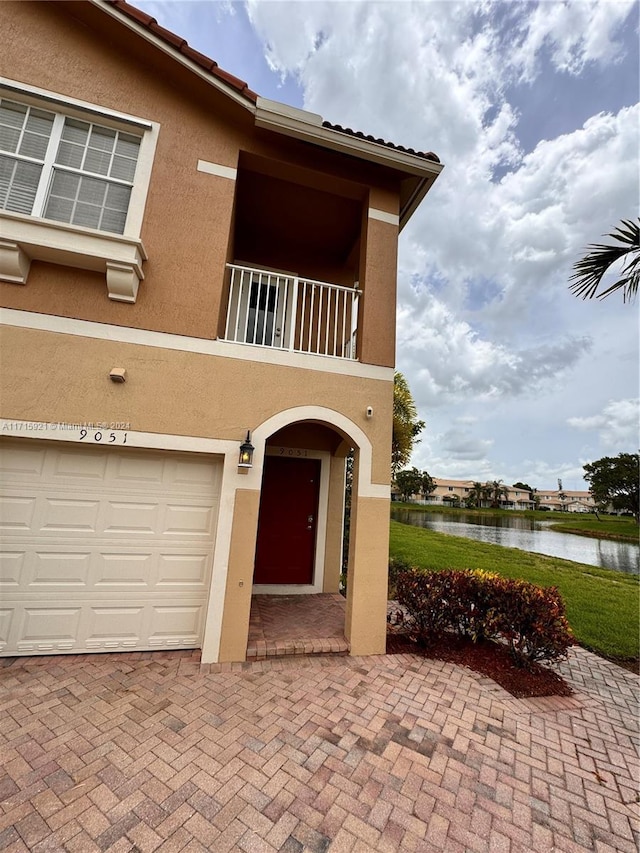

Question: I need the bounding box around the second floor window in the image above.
[0,99,140,235]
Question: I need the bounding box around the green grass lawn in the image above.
[389,519,640,663]
[392,502,639,542]
[546,515,639,542]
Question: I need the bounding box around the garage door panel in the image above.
[42,498,100,532]
[2,492,219,540]
[0,495,37,530]
[164,504,216,536]
[52,448,109,480]
[95,553,154,586]
[111,454,166,484]
[148,604,204,647]
[173,458,222,489]
[31,551,91,586]
[2,542,214,593]
[18,606,82,653]
[0,608,13,651]
[0,440,222,656]
[2,598,207,654]
[86,605,146,651]
[0,444,46,478]
[157,554,210,586]
[0,550,23,586]
[103,501,160,535]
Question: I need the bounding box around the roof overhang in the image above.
[255,98,443,230]
[93,0,257,110]
[95,0,443,229]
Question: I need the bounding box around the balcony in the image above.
[223,263,360,360]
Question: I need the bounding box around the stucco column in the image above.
[322,455,347,593]
[345,488,390,656]
[357,210,398,368]
[217,488,261,662]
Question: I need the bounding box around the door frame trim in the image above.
[252,448,330,595]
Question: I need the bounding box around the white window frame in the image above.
[0,79,159,303]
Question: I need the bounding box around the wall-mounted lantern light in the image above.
[238,431,254,468]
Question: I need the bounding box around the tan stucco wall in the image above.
[217,488,261,662]
[0,326,394,485]
[358,217,399,368]
[1,1,403,368]
[345,494,390,655]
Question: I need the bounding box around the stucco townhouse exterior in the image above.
[0,1,443,661]
[396,478,595,512]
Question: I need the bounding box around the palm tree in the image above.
[569,218,639,303]
[487,479,508,508]
[466,481,485,508]
[392,372,425,476]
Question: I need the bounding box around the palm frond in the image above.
[569,218,640,303]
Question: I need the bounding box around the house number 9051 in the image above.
[79,429,128,444]
[278,447,308,457]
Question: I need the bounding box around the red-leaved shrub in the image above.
[490,578,574,665]
[394,567,574,667]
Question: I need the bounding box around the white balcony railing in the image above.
[223,264,360,359]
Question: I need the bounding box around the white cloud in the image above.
[440,428,494,460]
[146,0,638,487]
[568,399,640,449]
[246,0,639,481]
[510,0,636,81]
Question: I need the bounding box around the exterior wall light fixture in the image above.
[238,431,254,468]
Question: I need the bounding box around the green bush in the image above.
[395,567,574,667]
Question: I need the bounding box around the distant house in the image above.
[0,0,443,661]
[538,491,596,512]
[395,478,595,512]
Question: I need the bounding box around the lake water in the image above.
[390,509,639,575]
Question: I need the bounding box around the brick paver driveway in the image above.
[1,647,638,852]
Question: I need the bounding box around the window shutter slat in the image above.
[0,155,41,214]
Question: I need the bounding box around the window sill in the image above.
[0,211,147,303]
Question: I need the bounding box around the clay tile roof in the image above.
[106,1,438,163]
[106,0,258,103]
[322,121,440,163]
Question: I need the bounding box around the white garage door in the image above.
[0,439,222,656]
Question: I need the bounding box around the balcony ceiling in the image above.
[235,170,362,264]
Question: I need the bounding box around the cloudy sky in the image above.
[139,0,638,490]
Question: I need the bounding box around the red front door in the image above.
[254,456,320,584]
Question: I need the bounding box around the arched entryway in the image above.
[214,406,391,663]
[248,421,351,659]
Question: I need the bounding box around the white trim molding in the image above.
[246,405,390,500]
[0,240,30,284]
[369,208,400,226]
[0,309,393,381]
[197,160,237,180]
[0,214,147,302]
[255,96,443,180]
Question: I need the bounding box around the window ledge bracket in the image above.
[0,212,146,303]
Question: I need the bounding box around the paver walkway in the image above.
[0,645,637,852]
[247,595,349,660]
